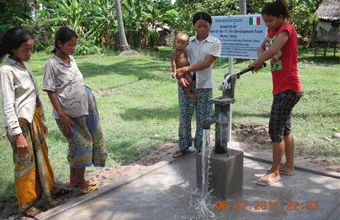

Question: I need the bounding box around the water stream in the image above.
[195,129,215,219]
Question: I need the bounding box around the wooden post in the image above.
[313,20,318,60]
[323,42,328,59]
[314,41,318,59]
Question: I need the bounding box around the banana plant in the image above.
[39,0,90,36]
[85,0,118,46]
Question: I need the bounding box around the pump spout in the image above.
[203,116,218,130]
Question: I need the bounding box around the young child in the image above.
[43,27,107,194]
[249,0,303,186]
[172,32,197,99]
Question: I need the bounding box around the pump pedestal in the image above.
[196,149,243,199]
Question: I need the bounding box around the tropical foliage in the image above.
[0,0,27,33]
[0,0,324,53]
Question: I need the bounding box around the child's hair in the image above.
[261,0,291,19]
[0,26,34,61]
[176,32,189,41]
[52,27,78,53]
[192,12,212,25]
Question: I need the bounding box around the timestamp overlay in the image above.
[215,200,319,211]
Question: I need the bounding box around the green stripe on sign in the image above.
[249,17,253,25]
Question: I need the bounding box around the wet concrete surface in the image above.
[37,143,340,220]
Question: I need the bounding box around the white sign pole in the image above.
[227,57,233,142]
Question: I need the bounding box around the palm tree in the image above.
[114,0,130,51]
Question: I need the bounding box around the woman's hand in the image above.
[47,91,75,134]
[15,134,29,156]
[176,66,189,78]
[42,123,48,137]
[249,60,264,73]
[178,78,189,87]
[60,113,75,134]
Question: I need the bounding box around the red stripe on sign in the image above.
[257,17,261,25]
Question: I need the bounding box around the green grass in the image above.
[0,47,339,218]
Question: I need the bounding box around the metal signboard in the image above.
[209,14,267,59]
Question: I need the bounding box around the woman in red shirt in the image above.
[249,0,303,186]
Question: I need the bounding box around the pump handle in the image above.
[218,63,266,91]
[237,63,267,77]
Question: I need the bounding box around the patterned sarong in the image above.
[56,86,107,168]
[7,106,55,210]
[178,81,213,151]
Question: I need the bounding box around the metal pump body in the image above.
[203,67,255,155]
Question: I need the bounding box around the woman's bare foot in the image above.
[69,180,78,188]
[20,206,42,218]
[77,180,90,191]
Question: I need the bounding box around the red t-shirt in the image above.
[265,23,303,94]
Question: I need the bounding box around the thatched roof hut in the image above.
[314,0,340,43]
[315,0,340,21]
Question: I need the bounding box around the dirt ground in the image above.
[6,121,340,219]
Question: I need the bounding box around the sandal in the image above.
[79,185,98,194]
[279,169,295,176]
[256,176,281,186]
[69,179,97,188]
[267,167,295,176]
[87,179,97,186]
[172,149,191,158]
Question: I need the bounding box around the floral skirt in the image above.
[56,86,108,168]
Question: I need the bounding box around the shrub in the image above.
[75,39,102,55]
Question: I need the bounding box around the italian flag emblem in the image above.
[249,17,261,25]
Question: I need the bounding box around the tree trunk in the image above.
[22,0,29,19]
[23,0,28,12]
[239,0,246,15]
[114,0,130,51]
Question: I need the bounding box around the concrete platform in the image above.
[37,143,340,220]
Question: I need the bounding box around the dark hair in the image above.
[52,26,78,53]
[192,12,212,25]
[0,26,34,61]
[261,0,291,19]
